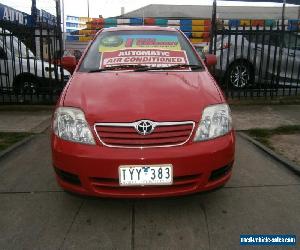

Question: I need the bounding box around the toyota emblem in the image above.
[135,120,155,135]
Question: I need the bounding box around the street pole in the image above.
[31,0,37,56]
[87,0,90,19]
[62,0,65,33]
[62,0,65,49]
[209,0,217,54]
[281,0,286,30]
[31,0,37,26]
[56,0,64,80]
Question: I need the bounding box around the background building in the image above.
[65,15,90,33]
[119,4,299,19]
[64,4,300,54]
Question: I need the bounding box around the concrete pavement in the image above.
[0,110,51,133]
[231,104,300,130]
[0,133,299,250]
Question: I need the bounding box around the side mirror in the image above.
[205,54,217,66]
[61,56,77,74]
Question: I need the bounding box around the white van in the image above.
[0,30,70,94]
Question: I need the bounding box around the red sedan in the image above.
[51,26,235,198]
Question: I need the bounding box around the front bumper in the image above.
[51,131,235,198]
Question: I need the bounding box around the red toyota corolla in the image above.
[51,26,235,198]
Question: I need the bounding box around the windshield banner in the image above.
[99,34,181,52]
[100,49,189,68]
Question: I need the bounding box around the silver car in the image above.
[206,32,300,88]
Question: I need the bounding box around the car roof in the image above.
[102,26,178,32]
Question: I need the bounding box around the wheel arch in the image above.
[225,58,255,77]
[13,72,40,88]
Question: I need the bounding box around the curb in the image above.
[0,135,35,160]
[238,132,300,176]
[30,119,51,134]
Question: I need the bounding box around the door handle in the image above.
[289,52,295,57]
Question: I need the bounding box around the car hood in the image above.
[63,71,223,123]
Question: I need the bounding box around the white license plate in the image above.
[119,164,173,186]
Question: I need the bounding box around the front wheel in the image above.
[13,75,40,95]
[225,61,254,89]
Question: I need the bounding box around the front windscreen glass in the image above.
[79,30,203,72]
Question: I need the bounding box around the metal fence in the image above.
[211,22,300,99]
[0,19,67,104]
[0,4,299,104]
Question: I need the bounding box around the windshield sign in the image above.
[98,34,189,68]
[100,49,188,68]
[99,34,181,52]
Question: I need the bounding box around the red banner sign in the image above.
[100,49,189,69]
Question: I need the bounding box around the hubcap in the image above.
[20,81,37,94]
[230,64,250,88]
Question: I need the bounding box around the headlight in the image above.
[53,107,95,145]
[194,104,232,141]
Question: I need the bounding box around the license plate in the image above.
[119,164,173,186]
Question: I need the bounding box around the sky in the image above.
[0,0,294,18]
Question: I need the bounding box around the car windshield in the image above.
[79,30,203,72]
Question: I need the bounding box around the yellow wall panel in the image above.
[192,26,206,31]
[191,38,207,44]
[240,19,251,26]
[79,36,93,42]
[192,20,205,26]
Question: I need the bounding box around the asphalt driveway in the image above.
[0,133,299,250]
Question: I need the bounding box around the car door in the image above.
[281,33,300,84]
[255,33,281,83]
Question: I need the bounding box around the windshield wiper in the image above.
[88,64,149,73]
[133,64,203,72]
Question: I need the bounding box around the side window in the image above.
[257,35,271,45]
[0,47,7,59]
[256,34,280,46]
[285,34,300,50]
[269,34,280,46]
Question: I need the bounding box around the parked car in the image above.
[51,26,235,198]
[202,32,300,88]
[0,29,70,94]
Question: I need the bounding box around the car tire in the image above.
[225,61,254,89]
[13,74,40,95]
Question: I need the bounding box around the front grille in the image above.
[90,173,201,187]
[89,174,202,195]
[94,121,195,148]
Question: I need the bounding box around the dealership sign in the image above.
[0,3,28,25]
[37,9,56,26]
[0,3,56,27]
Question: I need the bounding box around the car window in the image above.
[284,33,300,50]
[0,36,34,58]
[11,37,35,58]
[246,34,280,46]
[79,30,203,72]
